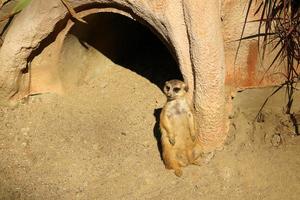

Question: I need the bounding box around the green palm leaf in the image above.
[12,0,32,13]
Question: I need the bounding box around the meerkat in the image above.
[159,79,199,177]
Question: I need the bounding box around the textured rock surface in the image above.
[0,0,274,149]
[182,0,226,151]
[0,0,67,102]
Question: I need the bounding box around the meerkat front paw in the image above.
[169,137,176,145]
[191,135,196,142]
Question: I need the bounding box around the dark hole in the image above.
[69,12,183,89]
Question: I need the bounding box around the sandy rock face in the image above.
[0,0,67,103]
[0,0,228,150]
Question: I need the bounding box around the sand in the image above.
[0,60,300,200]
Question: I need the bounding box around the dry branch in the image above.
[0,11,18,22]
[60,0,86,23]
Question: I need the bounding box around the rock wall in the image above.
[0,0,282,150]
[222,0,284,89]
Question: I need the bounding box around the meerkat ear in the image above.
[184,83,189,92]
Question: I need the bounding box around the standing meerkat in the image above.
[160,79,200,177]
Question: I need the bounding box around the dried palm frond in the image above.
[237,0,300,134]
[0,0,11,9]
[0,0,86,47]
[60,0,86,24]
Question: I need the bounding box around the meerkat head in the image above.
[163,80,188,100]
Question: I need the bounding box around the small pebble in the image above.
[121,132,127,136]
[21,127,30,135]
[92,144,98,150]
[5,122,12,129]
[271,134,281,147]
[100,83,108,88]
[256,113,265,123]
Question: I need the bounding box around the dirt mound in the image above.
[0,63,300,199]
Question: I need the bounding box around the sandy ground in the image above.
[0,59,300,199]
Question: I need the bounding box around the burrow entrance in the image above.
[0,13,188,200]
[57,12,182,92]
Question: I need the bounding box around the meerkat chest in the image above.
[165,100,190,118]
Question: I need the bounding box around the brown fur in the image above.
[160,80,201,177]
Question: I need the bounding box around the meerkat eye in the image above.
[173,87,180,93]
[165,86,170,91]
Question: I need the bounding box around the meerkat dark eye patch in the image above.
[166,86,170,91]
[173,87,180,93]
